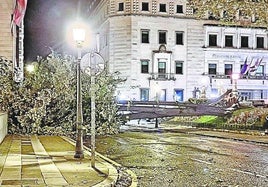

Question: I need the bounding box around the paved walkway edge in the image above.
[61,136,138,187]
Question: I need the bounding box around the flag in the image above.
[13,0,28,26]
[249,57,263,73]
[240,57,248,75]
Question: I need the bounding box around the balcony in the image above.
[149,73,176,81]
[203,73,268,80]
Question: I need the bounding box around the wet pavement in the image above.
[95,122,268,187]
[0,135,119,186]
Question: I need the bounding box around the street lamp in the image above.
[73,24,85,159]
[232,73,239,97]
[154,82,160,128]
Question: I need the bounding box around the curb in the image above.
[61,136,138,187]
[189,132,268,146]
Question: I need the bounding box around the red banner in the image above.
[13,0,28,26]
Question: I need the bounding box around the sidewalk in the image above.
[0,135,118,186]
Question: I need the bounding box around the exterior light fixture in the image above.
[73,21,86,159]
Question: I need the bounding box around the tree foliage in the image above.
[188,0,268,27]
[0,54,124,136]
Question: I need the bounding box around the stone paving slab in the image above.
[0,135,120,186]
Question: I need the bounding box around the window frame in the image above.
[208,63,217,75]
[141,2,149,11]
[158,61,166,74]
[175,61,183,74]
[141,30,149,43]
[176,5,183,13]
[140,88,149,101]
[208,34,217,47]
[159,30,167,44]
[141,60,149,74]
[174,89,184,102]
[118,2,124,11]
[225,35,233,47]
[241,36,249,48]
[256,36,264,49]
[224,64,233,76]
[256,65,264,76]
[159,3,166,12]
[175,31,184,45]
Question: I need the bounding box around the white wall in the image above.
[0,113,8,144]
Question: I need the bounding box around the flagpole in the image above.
[12,0,17,81]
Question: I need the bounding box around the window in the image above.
[257,37,264,48]
[225,35,233,47]
[141,60,149,73]
[225,64,232,75]
[140,88,149,101]
[159,3,166,12]
[159,31,166,44]
[175,32,183,45]
[175,61,183,74]
[159,89,166,101]
[158,61,166,78]
[141,30,149,43]
[256,65,264,76]
[176,5,183,13]
[142,2,149,11]
[241,36,249,48]
[209,34,217,46]
[118,2,124,11]
[208,64,217,75]
[174,89,183,102]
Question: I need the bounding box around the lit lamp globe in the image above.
[73,27,86,47]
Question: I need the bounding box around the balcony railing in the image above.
[203,73,268,80]
[149,73,176,81]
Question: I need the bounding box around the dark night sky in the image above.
[24,0,91,61]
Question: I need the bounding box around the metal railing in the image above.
[204,73,268,80]
[149,73,176,80]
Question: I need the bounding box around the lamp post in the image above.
[232,73,239,97]
[154,82,160,128]
[73,26,85,159]
[90,52,96,168]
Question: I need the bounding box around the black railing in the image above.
[203,73,268,80]
[149,73,176,80]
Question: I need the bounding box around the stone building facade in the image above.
[0,0,25,82]
[0,0,15,60]
[88,0,268,102]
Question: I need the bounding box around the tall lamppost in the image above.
[73,25,85,159]
[232,73,239,97]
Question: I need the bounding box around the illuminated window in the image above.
[140,88,149,101]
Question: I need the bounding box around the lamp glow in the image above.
[232,73,240,80]
[73,28,86,44]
